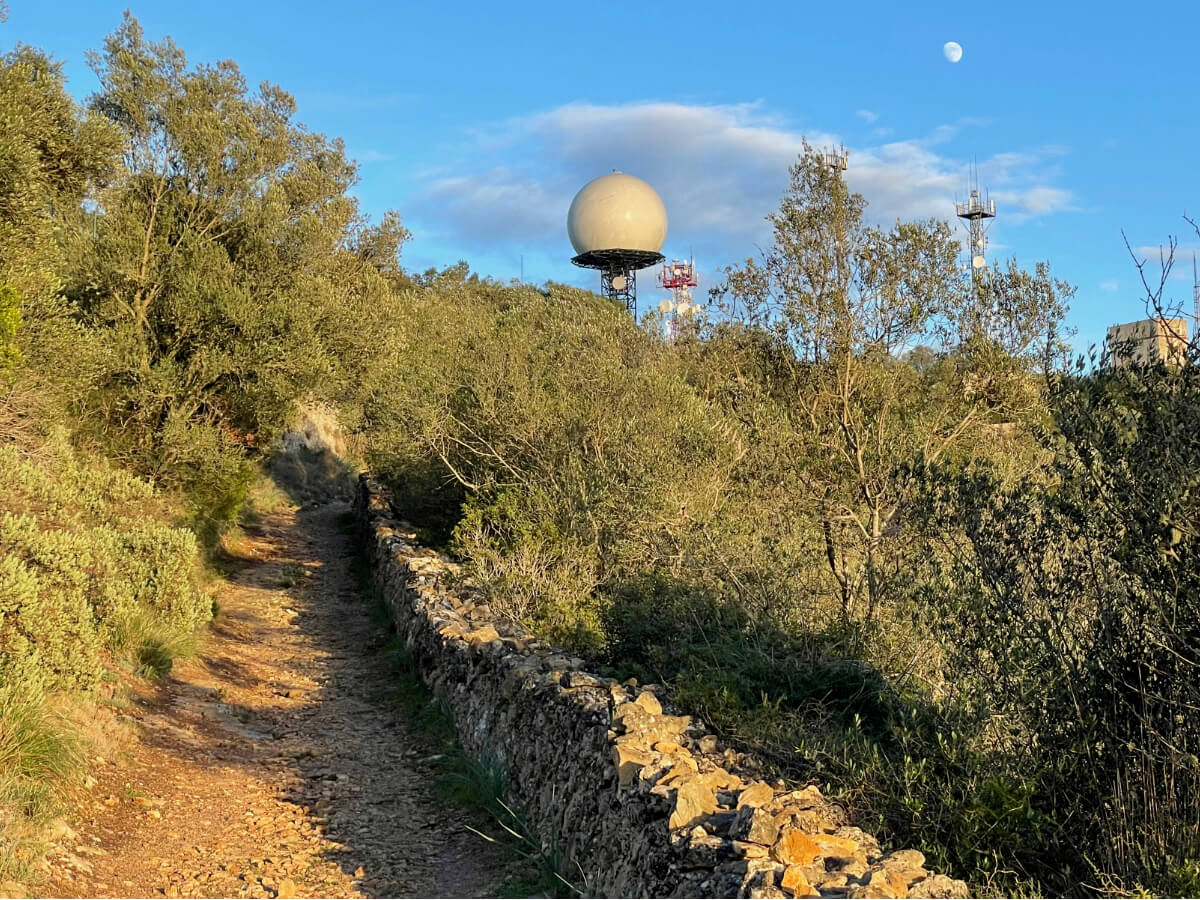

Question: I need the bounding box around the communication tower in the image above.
[955,167,996,285]
[656,258,700,338]
[568,172,667,317]
[824,144,849,173]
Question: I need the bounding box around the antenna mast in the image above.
[1193,252,1198,332]
[657,258,700,339]
[955,163,996,295]
[824,144,849,174]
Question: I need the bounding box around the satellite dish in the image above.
[657,299,672,313]
[972,255,986,269]
[611,274,627,291]
[975,238,984,248]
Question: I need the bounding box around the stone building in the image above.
[1106,317,1188,368]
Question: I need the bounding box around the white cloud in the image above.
[408,101,1077,271]
[856,109,879,124]
[1100,280,1119,292]
[994,185,1076,220]
[1131,241,1200,281]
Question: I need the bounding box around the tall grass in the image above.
[0,681,81,883]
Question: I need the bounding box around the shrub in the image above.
[0,438,210,692]
[907,355,1200,894]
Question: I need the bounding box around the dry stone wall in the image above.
[356,476,972,899]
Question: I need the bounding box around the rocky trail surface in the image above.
[40,501,515,899]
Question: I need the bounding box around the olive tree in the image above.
[710,141,1072,626]
[65,14,406,529]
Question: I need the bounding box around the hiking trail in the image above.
[41,501,514,899]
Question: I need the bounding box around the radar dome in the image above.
[567,173,667,256]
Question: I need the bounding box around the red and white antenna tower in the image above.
[656,258,700,339]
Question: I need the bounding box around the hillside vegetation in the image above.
[2,13,1198,898]
[0,15,407,879]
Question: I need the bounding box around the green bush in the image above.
[0,438,210,693]
[366,274,746,648]
[0,282,20,373]
[906,354,1200,895]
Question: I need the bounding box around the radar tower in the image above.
[955,164,996,291]
[567,172,667,318]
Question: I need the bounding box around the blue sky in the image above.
[5,0,1200,350]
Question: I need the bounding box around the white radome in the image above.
[944,41,963,63]
[567,173,668,256]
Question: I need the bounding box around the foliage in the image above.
[0,435,210,693]
[0,44,119,382]
[59,14,407,532]
[366,273,745,650]
[0,426,210,883]
[709,141,1072,629]
[0,678,81,883]
[7,13,1197,898]
[360,164,1084,894]
[0,281,18,372]
[907,352,1200,895]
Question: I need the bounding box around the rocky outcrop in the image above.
[356,476,971,899]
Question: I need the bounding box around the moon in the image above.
[944,41,963,63]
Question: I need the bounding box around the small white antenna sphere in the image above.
[972,255,986,269]
[657,298,672,313]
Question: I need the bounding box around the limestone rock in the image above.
[463,624,500,644]
[742,860,784,899]
[836,826,882,861]
[771,828,820,866]
[635,690,663,715]
[697,734,719,753]
[849,870,911,899]
[684,830,738,868]
[614,744,655,789]
[731,805,781,845]
[840,856,870,880]
[670,779,718,831]
[703,810,739,837]
[780,864,820,898]
[736,781,776,810]
[814,871,849,890]
[880,849,928,887]
[907,874,971,899]
[774,786,824,810]
[734,841,769,859]
[813,833,861,862]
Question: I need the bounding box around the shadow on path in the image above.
[43,501,517,899]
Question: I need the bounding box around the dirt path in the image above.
[41,502,515,899]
